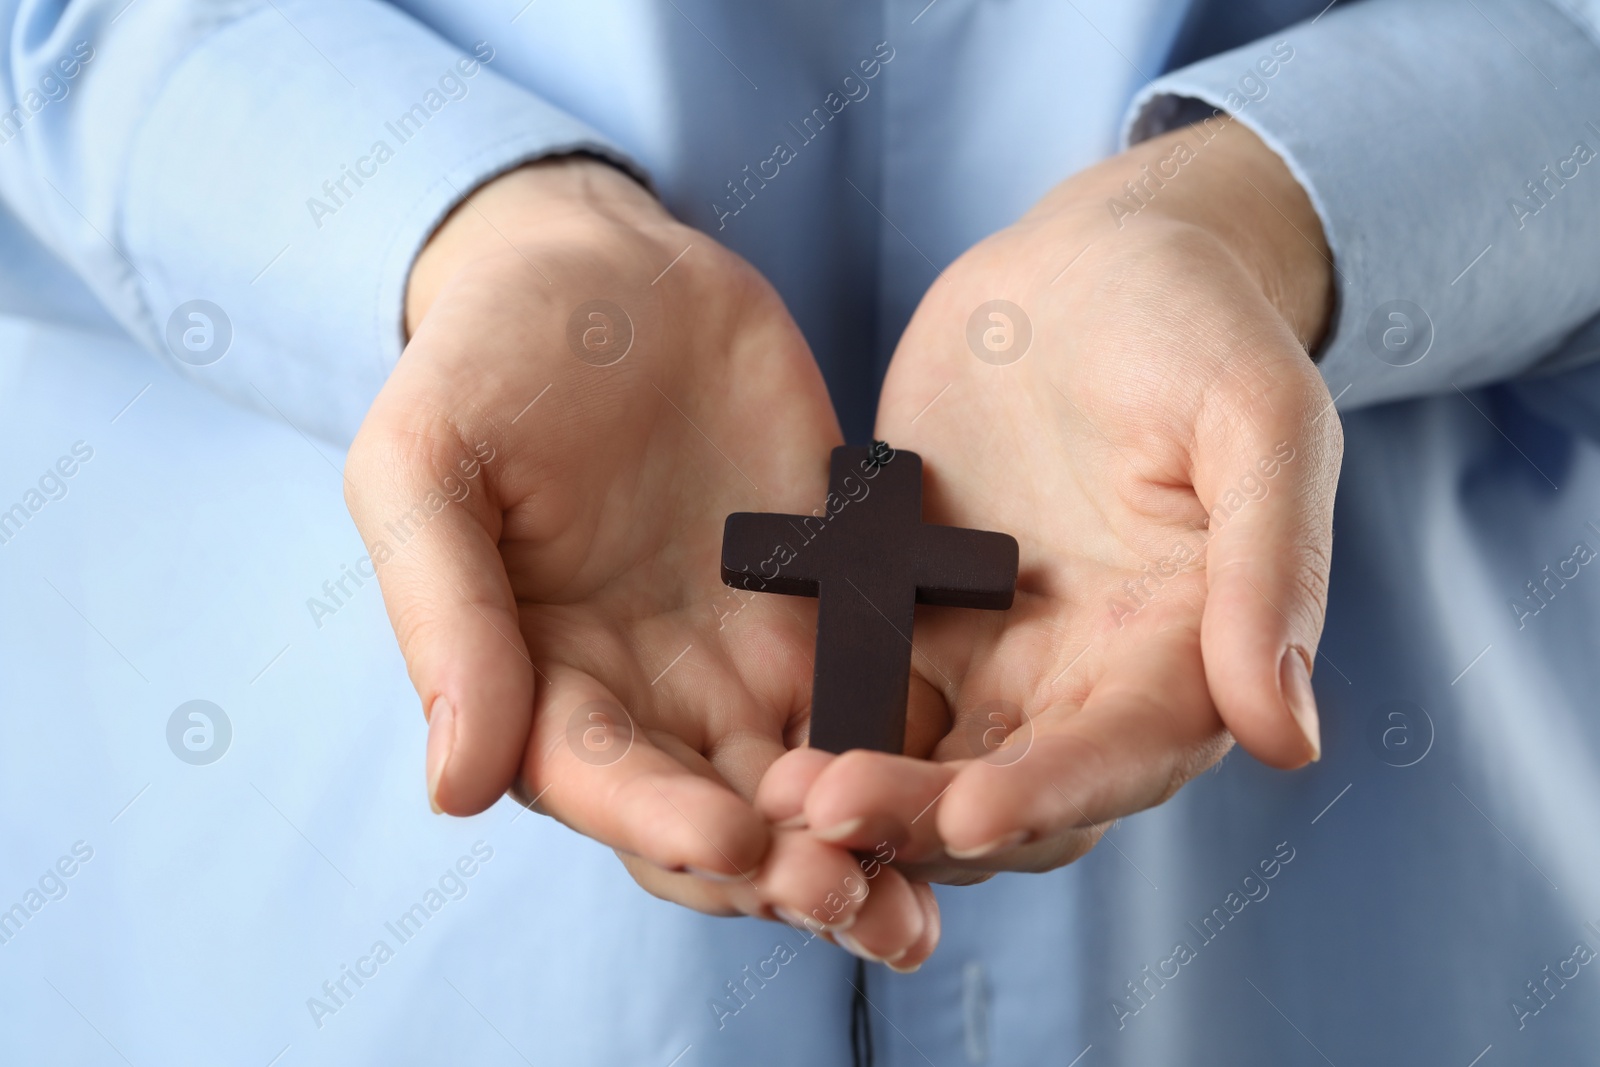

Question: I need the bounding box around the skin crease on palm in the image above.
[346,117,1341,971]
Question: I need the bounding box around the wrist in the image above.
[1038,120,1334,352]
[1156,120,1333,353]
[405,155,663,334]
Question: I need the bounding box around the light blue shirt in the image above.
[4,1,1600,1064]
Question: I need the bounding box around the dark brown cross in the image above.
[720,444,1018,754]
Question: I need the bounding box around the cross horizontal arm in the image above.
[721,512,822,597]
[914,526,1019,609]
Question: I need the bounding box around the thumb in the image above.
[345,419,532,814]
[1196,356,1343,769]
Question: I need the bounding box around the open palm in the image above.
[760,129,1342,881]
[347,167,939,960]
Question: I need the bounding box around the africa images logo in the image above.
[166,700,232,765]
[164,300,232,366]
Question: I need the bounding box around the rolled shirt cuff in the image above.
[1124,0,1600,411]
[121,0,640,442]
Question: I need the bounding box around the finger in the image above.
[825,866,932,969]
[524,665,773,879]
[698,726,795,807]
[758,830,875,932]
[888,858,999,888]
[795,750,959,864]
[524,662,774,883]
[619,853,742,918]
[1195,349,1342,768]
[619,830,874,932]
[345,413,532,816]
[755,747,836,828]
[937,619,1225,861]
[885,883,942,973]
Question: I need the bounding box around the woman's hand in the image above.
[345,158,938,966]
[761,120,1343,884]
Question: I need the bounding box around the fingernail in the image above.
[889,940,928,972]
[883,927,934,972]
[426,695,456,814]
[1279,646,1321,762]
[835,932,885,963]
[774,813,809,830]
[813,817,864,843]
[946,829,1028,860]
[775,905,854,933]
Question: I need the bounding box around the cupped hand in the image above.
[760,121,1343,883]
[345,158,937,965]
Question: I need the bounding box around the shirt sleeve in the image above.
[1122,0,1600,413]
[0,0,640,443]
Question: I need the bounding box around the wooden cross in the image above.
[720,444,1018,754]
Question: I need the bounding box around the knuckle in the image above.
[1016,826,1104,873]
[1175,730,1235,789]
[1283,547,1334,639]
[349,416,468,503]
[1057,826,1105,867]
[388,599,443,660]
[1291,552,1332,607]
